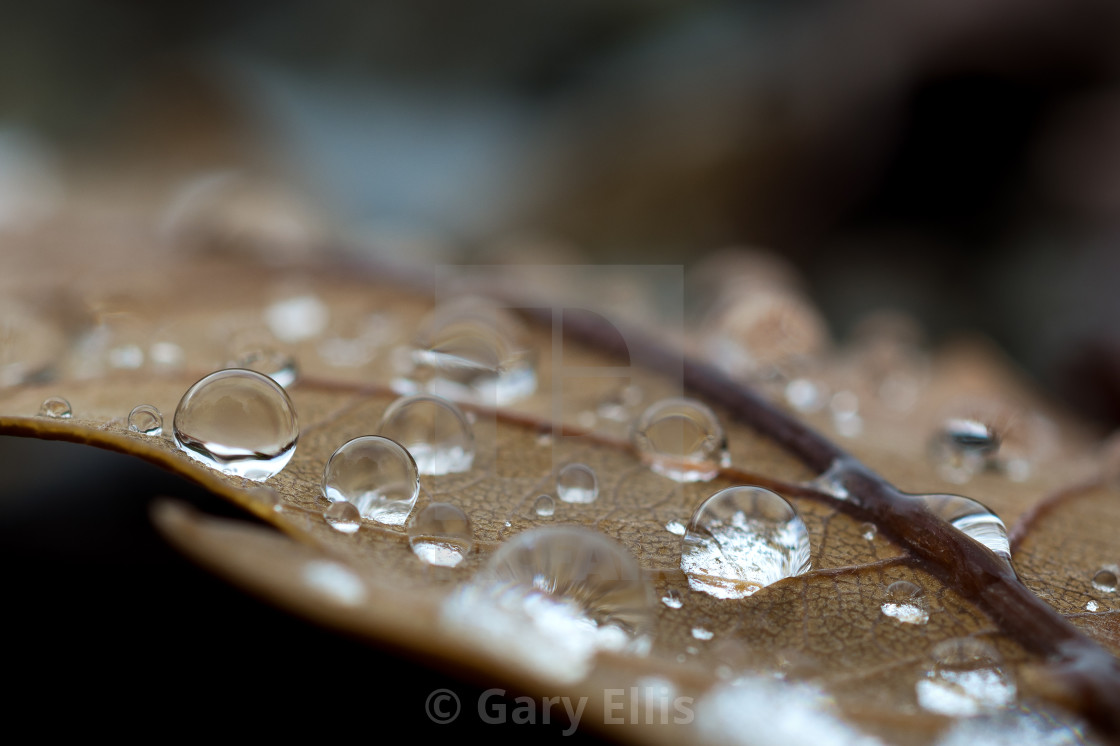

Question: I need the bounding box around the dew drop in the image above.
[681,486,811,599]
[631,398,729,482]
[556,463,599,504]
[665,520,686,536]
[785,377,827,412]
[1086,600,1100,612]
[408,297,537,405]
[378,394,475,475]
[861,522,877,541]
[533,494,556,517]
[39,395,71,419]
[230,347,299,388]
[661,589,683,609]
[127,404,163,436]
[173,369,298,481]
[692,626,714,641]
[408,501,474,567]
[322,435,420,525]
[880,580,928,625]
[931,417,999,483]
[917,638,1016,716]
[324,500,362,534]
[922,494,1011,565]
[265,293,328,343]
[442,526,654,683]
[1092,567,1117,593]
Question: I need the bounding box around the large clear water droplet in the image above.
[880,580,928,625]
[1092,566,1118,593]
[406,297,536,405]
[378,394,475,475]
[442,526,654,683]
[324,501,362,534]
[931,418,1000,483]
[556,463,598,504]
[922,494,1011,565]
[39,396,71,419]
[322,435,420,525]
[916,638,1016,716]
[128,404,163,436]
[533,494,556,517]
[681,486,811,599]
[173,369,298,481]
[408,501,474,567]
[230,347,299,388]
[631,398,729,482]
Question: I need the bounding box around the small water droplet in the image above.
[265,294,329,343]
[785,378,827,412]
[322,435,420,525]
[681,486,811,599]
[408,501,474,567]
[703,289,827,378]
[248,485,281,511]
[324,501,362,534]
[533,494,556,517]
[442,526,654,683]
[661,589,683,609]
[1086,600,1100,612]
[922,494,1011,565]
[230,347,299,388]
[665,520,686,536]
[378,394,475,475]
[631,398,728,482]
[302,560,366,606]
[806,458,851,499]
[409,297,536,405]
[173,369,298,481]
[556,463,598,503]
[1092,566,1118,593]
[692,626,714,641]
[149,341,185,370]
[917,638,1016,716]
[128,404,163,436]
[931,417,1000,483]
[880,580,928,625]
[536,431,553,447]
[39,395,71,419]
[830,391,862,437]
[861,522,877,541]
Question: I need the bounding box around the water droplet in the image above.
[378,394,475,475]
[931,418,1000,483]
[409,297,536,405]
[917,638,1016,716]
[408,502,474,567]
[248,485,281,511]
[556,463,599,503]
[322,435,420,525]
[661,589,683,609]
[1092,566,1118,593]
[692,626,714,641]
[922,494,1011,565]
[681,486,811,599]
[631,398,728,482]
[149,341,185,370]
[860,522,877,541]
[324,501,362,534]
[127,404,163,436]
[703,290,827,378]
[173,369,298,481]
[807,458,851,499]
[1086,600,1100,612]
[785,377,827,412]
[533,494,556,517]
[665,520,686,536]
[265,294,328,343]
[880,580,928,625]
[829,391,862,437]
[442,526,654,684]
[230,347,299,388]
[39,396,71,419]
[302,560,366,606]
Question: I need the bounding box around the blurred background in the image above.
[3,0,1120,423]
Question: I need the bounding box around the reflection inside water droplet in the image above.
[322,435,420,525]
[39,395,71,419]
[665,520,686,536]
[917,638,1016,716]
[681,486,811,599]
[692,626,714,640]
[230,347,299,388]
[861,523,877,541]
[408,501,473,567]
[661,589,682,609]
[533,494,556,517]
[378,394,475,475]
[172,369,298,481]
[442,526,653,684]
[556,463,598,503]
[880,580,928,625]
[931,417,1000,484]
[631,398,728,482]
[922,494,1011,566]
[324,501,362,534]
[128,404,163,436]
[1092,566,1118,593]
